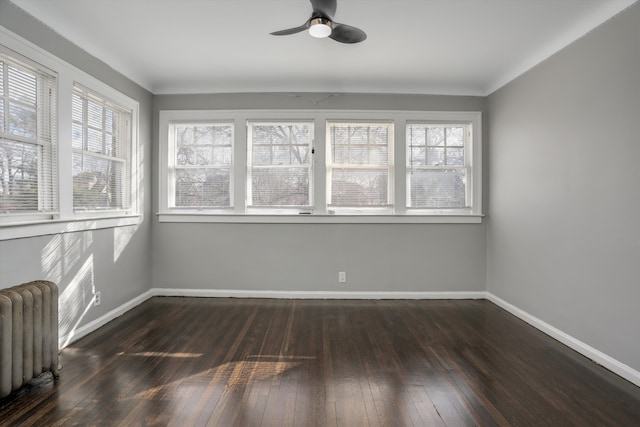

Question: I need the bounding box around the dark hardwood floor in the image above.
[1,297,639,426]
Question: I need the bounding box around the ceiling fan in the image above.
[270,0,367,44]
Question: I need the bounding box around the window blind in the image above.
[327,122,393,209]
[72,86,131,211]
[0,53,57,216]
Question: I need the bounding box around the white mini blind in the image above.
[72,85,132,212]
[327,122,393,209]
[407,123,470,209]
[247,121,313,209]
[170,122,233,208]
[0,52,57,216]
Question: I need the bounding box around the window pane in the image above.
[87,128,103,153]
[72,123,83,149]
[330,169,388,207]
[175,168,230,207]
[447,127,464,146]
[8,65,36,105]
[175,125,194,145]
[427,128,445,146]
[251,168,309,206]
[177,146,211,166]
[410,169,467,208]
[427,147,445,166]
[72,153,124,210]
[87,99,103,129]
[0,139,40,211]
[447,148,464,166]
[8,103,37,138]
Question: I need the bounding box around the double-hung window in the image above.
[247,121,313,211]
[167,122,233,210]
[72,86,133,213]
[0,50,57,221]
[407,123,471,211]
[327,121,393,213]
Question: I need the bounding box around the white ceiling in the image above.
[9,0,637,96]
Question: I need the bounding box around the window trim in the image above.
[0,27,141,241]
[159,109,482,224]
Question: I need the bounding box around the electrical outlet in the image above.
[94,291,101,307]
[338,272,347,283]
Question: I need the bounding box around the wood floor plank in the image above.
[1,297,639,426]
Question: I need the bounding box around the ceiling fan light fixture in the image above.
[308,17,332,38]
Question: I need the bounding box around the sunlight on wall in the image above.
[41,231,93,283]
[114,224,139,263]
[58,254,95,348]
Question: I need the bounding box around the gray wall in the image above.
[486,3,640,372]
[0,1,153,336]
[152,93,487,293]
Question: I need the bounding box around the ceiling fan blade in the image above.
[270,23,309,36]
[310,0,337,19]
[329,22,367,44]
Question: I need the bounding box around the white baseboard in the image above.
[150,288,488,300]
[486,292,640,388]
[59,289,154,349]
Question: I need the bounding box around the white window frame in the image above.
[0,27,140,241]
[326,120,394,215]
[167,120,234,212]
[72,84,133,215]
[406,122,474,214]
[246,120,314,214]
[159,110,481,224]
[0,46,57,223]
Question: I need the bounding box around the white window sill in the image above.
[157,213,482,224]
[0,215,142,241]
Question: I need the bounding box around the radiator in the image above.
[0,280,59,398]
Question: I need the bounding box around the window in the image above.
[72,86,132,212]
[1,29,141,240]
[407,123,471,210]
[0,51,57,221]
[158,110,482,223]
[168,122,233,209]
[247,121,313,211]
[327,122,393,213]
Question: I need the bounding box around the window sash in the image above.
[247,121,314,209]
[327,121,393,210]
[407,123,472,210]
[72,85,132,212]
[168,122,234,209]
[0,51,57,218]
